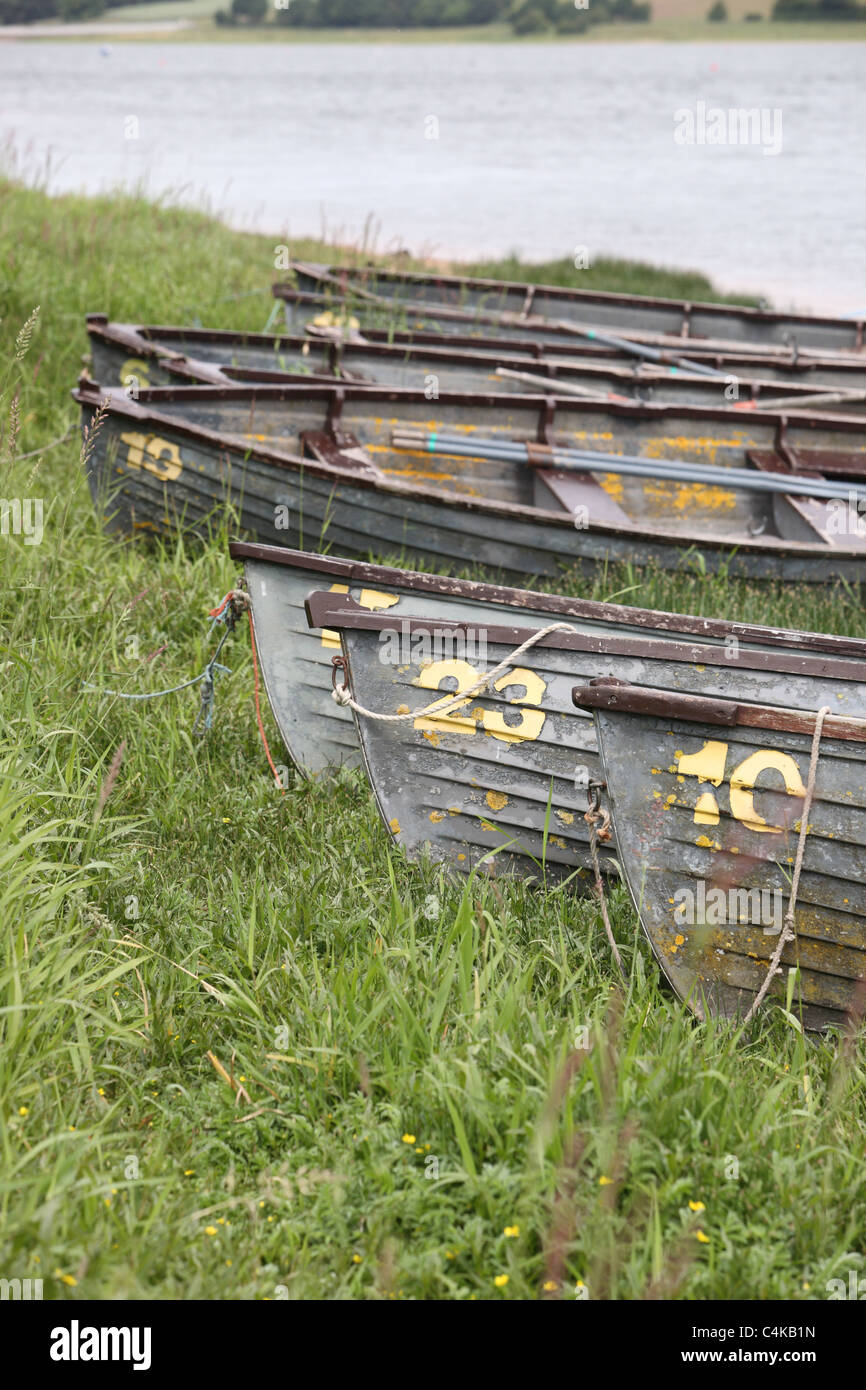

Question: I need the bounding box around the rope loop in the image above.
[329,621,579,723]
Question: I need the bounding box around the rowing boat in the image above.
[574,679,866,1030]
[277,260,866,356]
[228,543,866,932]
[296,583,866,1030]
[230,541,866,779]
[86,316,866,413]
[75,378,866,584]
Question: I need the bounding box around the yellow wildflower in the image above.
[494,1274,509,1288]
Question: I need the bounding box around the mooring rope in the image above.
[83,590,250,737]
[742,704,830,1025]
[331,620,579,722]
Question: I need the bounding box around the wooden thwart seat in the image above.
[300,428,382,477]
[525,443,632,526]
[749,448,866,550]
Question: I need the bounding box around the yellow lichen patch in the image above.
[647,479,737,514]
[550,835,567,849]
[447,806,461,816]
[555,810,574,825]
[422,730,440,746]
[389,818,401,835]
[599,472,625,501]
[429,811,446,823]
[695,834,720,850]
[396,704,410,716]
[486,790,508,812]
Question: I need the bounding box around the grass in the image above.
[1,176,865,1301]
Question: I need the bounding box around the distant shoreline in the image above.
[3,19,866,43]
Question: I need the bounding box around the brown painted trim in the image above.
[231,540,866,655]
[573,678,866,742]
[303,594,866,683]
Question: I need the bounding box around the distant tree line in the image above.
[0,0,184,23]
[771,0,866,16]
[215,0,651,32]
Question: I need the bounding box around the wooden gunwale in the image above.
[304,593,866,684]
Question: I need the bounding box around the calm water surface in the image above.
[0,40,863,313]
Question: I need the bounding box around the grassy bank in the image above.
[1,178,865,1302]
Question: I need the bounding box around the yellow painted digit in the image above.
[728,750,805,834]
[119,432,182,482]
[676,740,728,825]
[120,430,147,469]
[413,659,479,737]
[414,660,546,743]
[483,668,547,744]
[120,357,150,390]
[143,437,183,482]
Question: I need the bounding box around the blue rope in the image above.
[83,593,245,737]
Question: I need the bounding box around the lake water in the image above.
[1,39,864,314]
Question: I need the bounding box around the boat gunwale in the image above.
[231,541,866,658]
[572,678,866,742]
[303,592,866,683]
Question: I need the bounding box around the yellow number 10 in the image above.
[677,740,806,835]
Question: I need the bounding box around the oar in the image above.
[390,428,866,505]
[733,388,866,413]
[494,366,634,405]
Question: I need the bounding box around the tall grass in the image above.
[0,177,864,1300]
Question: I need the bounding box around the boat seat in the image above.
[749,449,866,549]
[300,429,382,477]
[532,466,633,527]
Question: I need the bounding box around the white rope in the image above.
[331,621,579,722]
[743,704,830,1025]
